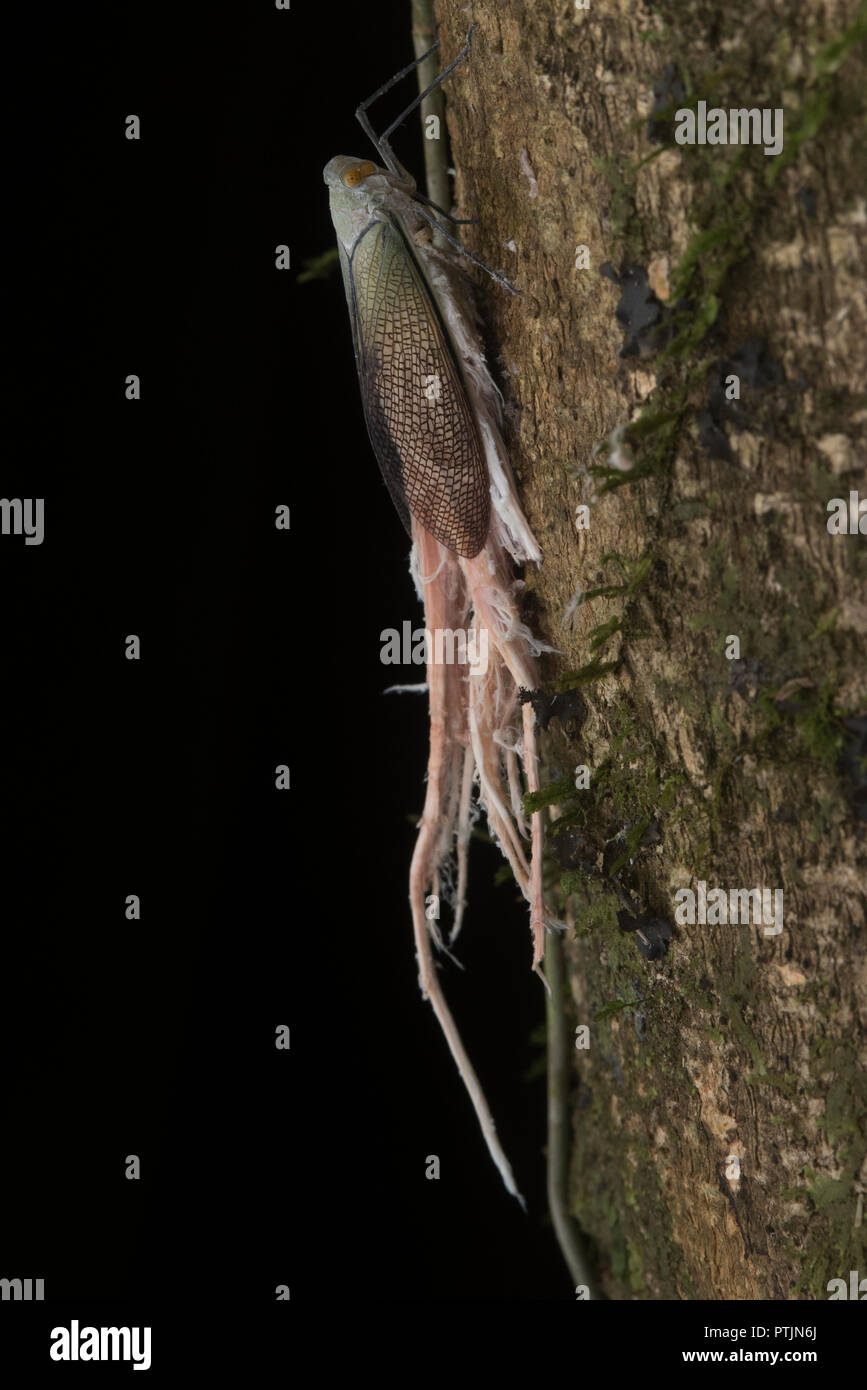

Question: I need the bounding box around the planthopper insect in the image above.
[324,25,557,1205]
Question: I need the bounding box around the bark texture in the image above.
[433,0,867,1298]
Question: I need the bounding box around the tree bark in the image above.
[432,0,867,1299]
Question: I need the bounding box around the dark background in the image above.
[1,0,565,1319]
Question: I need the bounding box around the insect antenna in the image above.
[356,24,477,176]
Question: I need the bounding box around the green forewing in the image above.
[344,213,490,558]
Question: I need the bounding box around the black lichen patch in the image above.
[637,818,663,849]
[549,821,595,872]
[602,824,659,881]
[697,407,733,461]
[636,920,673,961]
[600,262,671,358]
[616,909,642,934]
[519,685,587,733]
[647,63,685,144]
[726,338,786,394]
[728,658,763,699]
[617,909,673,961]
[796,185,818,218]
[701,338,787,459]
[839,715,867,821]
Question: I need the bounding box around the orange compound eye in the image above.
[344,161,376,187]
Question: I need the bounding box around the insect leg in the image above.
[413,203,520,295]
[411,191,478,225]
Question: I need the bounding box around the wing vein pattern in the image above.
[348,215,490,557]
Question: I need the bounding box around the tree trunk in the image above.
[433,0,867,1299]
